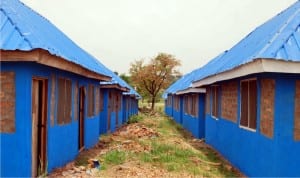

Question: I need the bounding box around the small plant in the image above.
[37,158,48,178]
[75,154,90,166]
[104,150,126,165]
[127,114,143,124]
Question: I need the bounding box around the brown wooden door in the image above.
[79,87,85,151]
[32,78,48,177]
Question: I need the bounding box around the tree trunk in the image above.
[151,96,155,110]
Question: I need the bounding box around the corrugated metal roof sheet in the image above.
[0,0,110,78]
[193,1,300,82]
[162,52,226,98]
[164,1,300,97]
[99,64,141,98]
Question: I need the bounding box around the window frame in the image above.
[191,94,198,117]
[184,95,189,114]
[57,77,72,125]
[239,78,257,132]
[88,84,95,117]
[211,85,220,119]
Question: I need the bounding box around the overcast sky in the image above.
[21,0,296,75]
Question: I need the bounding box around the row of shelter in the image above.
[164,1,300,177]
[0,0,140,177]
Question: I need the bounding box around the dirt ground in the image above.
[49,111,243,178]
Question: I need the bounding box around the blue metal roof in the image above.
[0,0,110,78]
[124,85,142,99]
[162,52,226,98]
[193,1,300,81]
[98,63,141,98]
[164,1,300,97]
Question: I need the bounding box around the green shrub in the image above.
[127,114,143,124]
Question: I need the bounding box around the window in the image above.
[174,96,180,111]
[240,79,257,130]
[211,85,220,118]
[95,87,100,115]
[191,94,198,117]
[167,95,172,106]
[100,90,104,111]
[88,84,95,117]
[116,92,120,112]
[73,81,79,120]
[184,95,189,114]
[57,77,72,124]
[205,87,210,114]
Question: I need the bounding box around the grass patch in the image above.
[139,142,200,172]
[127,114,143,124]
[103,150,126,165]
[95,105,240,177]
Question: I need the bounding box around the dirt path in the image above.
[49,112,243,177]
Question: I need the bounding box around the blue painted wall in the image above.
[99,89,125,134]
[205,74,300,177]
[99,89,109,135]
[122,95,128,123]
[165,95,173,117]
[182,94,205,139]
[0,62,102,177]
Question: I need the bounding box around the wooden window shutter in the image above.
[57,78,65,124]
[50,74,56,126]
[240,81,249,127]
[74,82,79,120]
[95,87,100,115]
[249,80,257,129]
[212,86,220,118]
[100,90,104,111]
[205,87,210,114]
[65,79,72,123]
[88,84,95,117]
[57,78,72,124]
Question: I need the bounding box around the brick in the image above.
[260,79,275,139]
[0,72,16,133]
[221,81,238,122]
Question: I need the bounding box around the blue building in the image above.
[99,70,140,134]
[123,85,141,119]
[0,0,114,177]
[165,1,300,176]
[100,73,129,134]
[163,67,209,139]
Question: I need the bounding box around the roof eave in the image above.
[0,49,111,81]
[192,58,300,87]
[100,83,128,92]
[176,87,206,95]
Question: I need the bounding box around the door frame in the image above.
[107,91,112,132]
[78,86,85,151]
[31,77,48,177]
